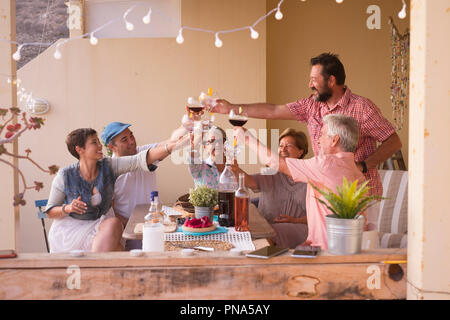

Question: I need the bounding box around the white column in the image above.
[408,0,450,299]
[0,0,19,250]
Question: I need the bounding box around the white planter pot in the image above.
[325,215,365,255]
[194,206,213,220]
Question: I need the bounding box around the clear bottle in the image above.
[151,191,162,212]
[234,173,249,232]
[144,200,156,222]
[218,164,238,227]
[143,200,164,252]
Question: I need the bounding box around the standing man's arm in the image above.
[357,132,402,172]
[210,100,296,120]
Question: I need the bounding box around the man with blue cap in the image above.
[102,122,186,250]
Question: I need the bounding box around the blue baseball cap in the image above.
[101,122,131,145]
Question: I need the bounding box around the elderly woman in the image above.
[231,128,309,248]
[45,128,186,253]
[188,126,227,189]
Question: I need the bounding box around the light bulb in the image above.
[176,29,184,44]
[143,8,152,24]
[215,33,223,48]
[398,2,407,19]
[12,45,23,61]
[90,33,98,45]
[336,0,344,4]
[7,77,11,84]
[250,27,259,39]
[275,8,283,20]
[54,47,62,60]
[125,21,134,31]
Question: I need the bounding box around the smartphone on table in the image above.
[0,250,17,259]
[291,245,321,258]
[246,246,289,259]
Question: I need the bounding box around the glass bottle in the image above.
[218,164,238,227]
[143,200,164,252]
[234,173,249,232]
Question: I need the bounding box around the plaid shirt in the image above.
[286,87,395,196]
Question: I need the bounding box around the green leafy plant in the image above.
[189,185,218,208]
[310,177,384,219]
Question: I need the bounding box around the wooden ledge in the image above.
[0,248,407,300]
[0,248,406,269]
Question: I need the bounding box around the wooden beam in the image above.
[65,0,85,38]
[0,0,19,251]
[0,249,406,299]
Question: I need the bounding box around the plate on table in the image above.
[178,225,228,236]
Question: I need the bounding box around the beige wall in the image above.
[16,0,267,252]
[267,0,409,164]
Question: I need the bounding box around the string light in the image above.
[5,0,410,62]
[53,46,62,60]
[176,28,184,44]
[249,27,259,39]
[275,7,283,20]
[143,8,152,24]
[123,6,135,31]
[398,0,407,19]
[12,44,24,61]
[89,33,98,45]
[214,33,223,48]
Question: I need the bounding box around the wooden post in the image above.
[408,0,450,299]
[0,0,19,251]
[65,0,85,38]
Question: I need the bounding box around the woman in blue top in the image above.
[45,127,187,253]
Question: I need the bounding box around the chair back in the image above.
[35,199,48,219]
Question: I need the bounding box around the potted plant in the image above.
[311,177,383,255]
[189,185,218,220]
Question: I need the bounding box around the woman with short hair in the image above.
[45,127,186,253]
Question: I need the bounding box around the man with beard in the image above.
[209,52,402,198]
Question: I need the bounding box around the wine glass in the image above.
[228,108,248,159]
[181,112,200,159]
[187,97,204,116]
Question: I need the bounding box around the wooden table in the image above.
[122,203,276,241]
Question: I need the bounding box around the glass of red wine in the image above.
[228,108,248,160]
[187,97,204,115]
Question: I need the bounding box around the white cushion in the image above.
[377,170,408,248]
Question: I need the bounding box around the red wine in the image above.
[234,196,249,232]
[229,119,248,127]
[218,191,235,227]
[188,106,204,113]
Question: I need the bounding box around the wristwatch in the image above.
[360,161,368,174]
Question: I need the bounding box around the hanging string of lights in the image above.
[1,0,408,72]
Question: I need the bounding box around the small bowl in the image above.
[181,248,195,256]
[229,248,242,256]
[129,249,144,257]
[70,250,85,257]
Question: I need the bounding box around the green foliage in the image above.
[310,177,384,219]
[189,185,218,208]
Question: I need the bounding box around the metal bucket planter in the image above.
[325,215,365,255]
[194,206,213,220]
